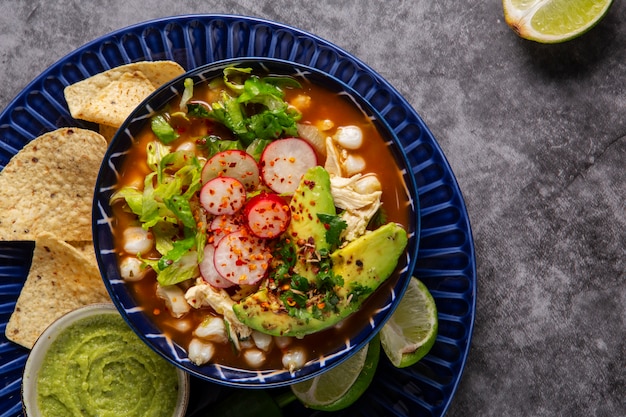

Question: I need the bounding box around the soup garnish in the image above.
[111,66,408,371]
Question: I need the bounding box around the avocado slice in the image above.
[232,222,408,337]
[286,166,336,282]
[331,222,408,299]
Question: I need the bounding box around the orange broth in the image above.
[111,75,410,370]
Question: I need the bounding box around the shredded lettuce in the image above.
[245,138,273,161]
[142,250,200,287]
[179,77,194,111]
[223,66,253,93]
[111,141,205,286]
[151,115,179,144]
[146,141,171,171]
[186,66,303,146]
[197,135,243,158]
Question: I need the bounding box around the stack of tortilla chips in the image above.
[64,61,185,142]
[1,61,185,349]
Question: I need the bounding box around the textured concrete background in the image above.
[0,1,624,416]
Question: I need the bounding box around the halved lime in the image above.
[503,0,613,43]
[380,277,438,368]
[290,335,380,411]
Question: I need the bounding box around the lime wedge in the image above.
[380,277,438,368]
[503,0,613,43]
[291,335,380,411]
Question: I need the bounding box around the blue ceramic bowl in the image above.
[93,57,420,387]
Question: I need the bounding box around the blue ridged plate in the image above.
[0,14,476,417]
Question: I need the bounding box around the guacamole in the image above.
[36,313,179,417]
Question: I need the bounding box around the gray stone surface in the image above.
[0,0,623,416]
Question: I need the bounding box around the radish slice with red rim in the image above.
[214,230,272,286]
[244,192,291,239]
[199,244,235,288]
[260,138,317,194]
[200,177,246,216]
[201,150,260,190]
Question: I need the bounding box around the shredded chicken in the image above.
[156,284,191,318]
[324,136,343,176]
[325,138,383,242]
[185,279,252,350]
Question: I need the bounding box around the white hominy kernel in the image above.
[354,175,382,194]
[239,338,255,349]
[344,154,366,176]
[194,316,228,343]
[317,119,334,131]
[335,125,363,149]
[166,318,193,333]
[289,94,311,111]
[275,336,292,349]
[282,348,306,372]
[244,348,267,368]
[119,256,147,282]
[252,331,273,352]
[188,338,215,366]
[122,226,153,255]
[176,141,196,152]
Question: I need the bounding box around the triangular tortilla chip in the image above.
[0,127,107,241]
[64,60,185,127]
[72,71,156,127]
[68,240,97,266]
[5,232,111,349]
[122,61,186,89]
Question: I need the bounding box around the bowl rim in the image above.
[21,303,189,417]
[93,56,420,387]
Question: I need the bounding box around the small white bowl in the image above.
[22,304,189,417]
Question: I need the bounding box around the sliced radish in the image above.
[244,193,291,239]
[260,138,318,194]
[201,150,260,190]
[199,244,235,288]
[200,177,246,216]
[209,214,243,246]
[214,230,272,286]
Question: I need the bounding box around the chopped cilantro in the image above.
[349,283,374,303]
[369,206,388,229]
[290,275,310,292]
[317,213,348,248]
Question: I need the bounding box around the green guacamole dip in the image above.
[36,313,179,417]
